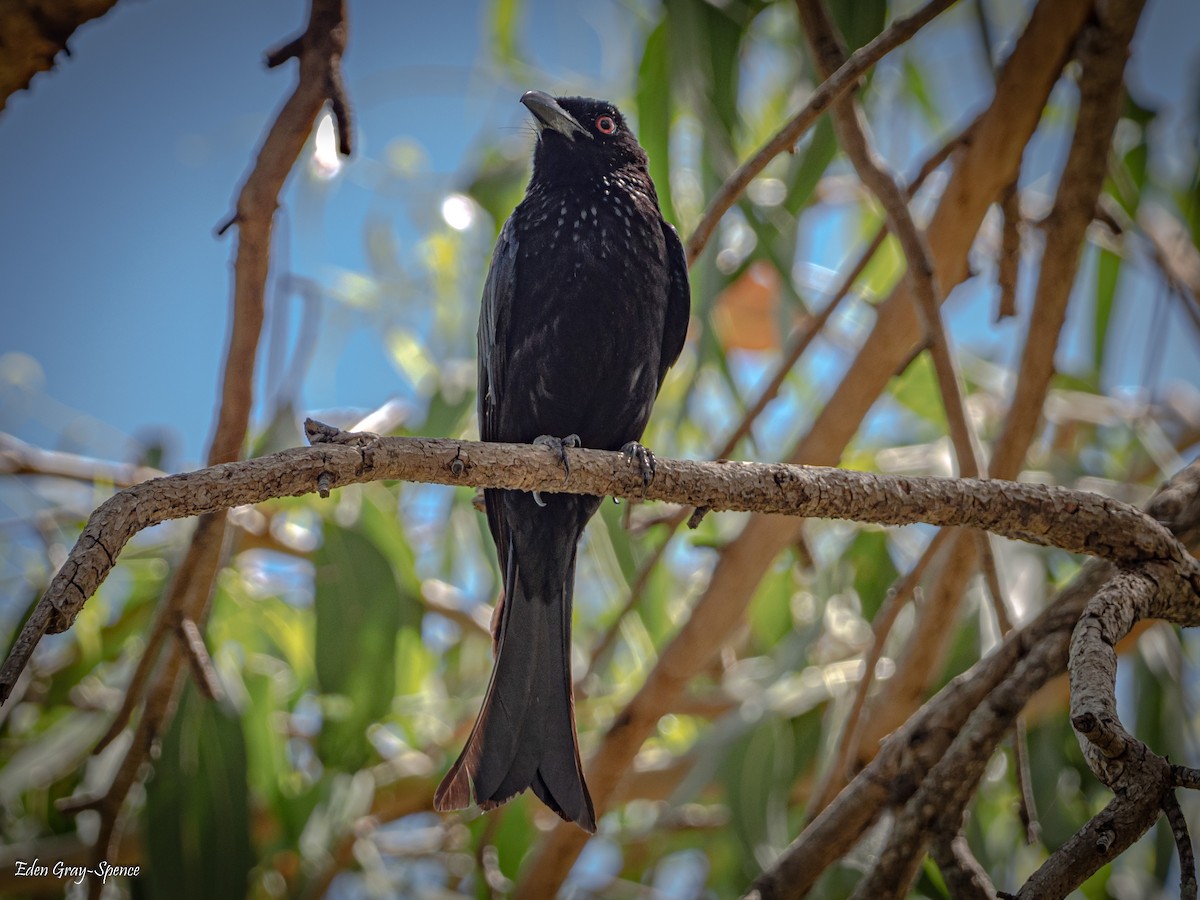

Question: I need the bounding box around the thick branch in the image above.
[3,435,1197,702]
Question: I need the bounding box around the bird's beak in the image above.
[521,91,591,141]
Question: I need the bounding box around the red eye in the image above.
[595,115,617,135]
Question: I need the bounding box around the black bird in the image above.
[434,91,690,832]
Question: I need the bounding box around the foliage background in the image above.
[2,0,1200,896]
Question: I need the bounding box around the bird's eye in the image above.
[595,115,617,135]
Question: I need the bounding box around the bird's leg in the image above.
[531,433,581,506]
[621,440,656,491]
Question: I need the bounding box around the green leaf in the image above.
[859,228,904,301]
[313,522,408,769]
[748,561,794,649]
[846,530,899,619]
[784,117,837,216]
[421,383,475,439]
[637,19,676,224]
[703,2,744,144]
[357,487,426,601]
[597,495,640,584]
[901,57,940,128]
[716,708,821,880]
[665,0,744,171]
[465,147,528,239]
[1108,95,1155,218]
[827,0,887,51]
[241,655,292,812]
[1094,247,1121,374]
[889,351,948,429]
[487,0,525,71]
[143,683,253,900]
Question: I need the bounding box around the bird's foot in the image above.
[532,433,581,506]
[621,440,656,490]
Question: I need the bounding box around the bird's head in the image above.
[520,91,649,187]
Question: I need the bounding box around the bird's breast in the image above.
[521,179,661,258]
[502,183,671,447]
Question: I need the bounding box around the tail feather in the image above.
[434,528,596,832]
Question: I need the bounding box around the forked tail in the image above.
[434,535,595,832]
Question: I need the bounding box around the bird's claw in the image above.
[532,434,581,506]
[534,434,581,480]
[621,440,656,490]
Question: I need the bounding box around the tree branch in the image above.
[850,0,1142,771]
[3,432,1197,702]
[748,458,1200,897]
[0,432,164,487]
[683,0,956,264]
[797,0,985,480]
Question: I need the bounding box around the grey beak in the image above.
[521,91,591,141]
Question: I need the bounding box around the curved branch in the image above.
[1014,772,1170,898]
[748,459,1200,898]
[3,431,1197,702]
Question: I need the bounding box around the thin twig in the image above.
[1012,715,1041,844]
[930,831,999,900]
[177,617,222,701]
[797,0,985,482]
[0,433,164,487]
[1164,792,1198,900]
[683,0,957,263]
[997,180,1020,321]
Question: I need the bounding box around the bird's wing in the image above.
[477,215,519,574]
[478,215,519,444]
[658,221,691,386]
